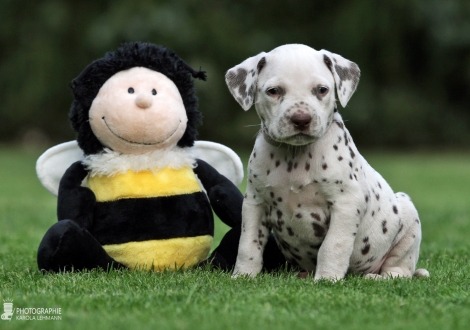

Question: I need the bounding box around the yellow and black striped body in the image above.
[87,166,214,271]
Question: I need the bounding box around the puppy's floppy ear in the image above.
[225,52,267,110]
[320,50,360,108]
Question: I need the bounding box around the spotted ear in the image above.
[225,52,267,110]
[320,50,360,108]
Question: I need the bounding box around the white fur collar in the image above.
[82,147,196,177]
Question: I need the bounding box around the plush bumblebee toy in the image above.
[36,42,247,272]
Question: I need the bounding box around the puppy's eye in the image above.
[266,88,280,96]
[128,87,135,94]
[317,86,329,95]
[152,89,157,95]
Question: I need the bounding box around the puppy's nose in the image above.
[135,94,153,109]
[291,112,312,131]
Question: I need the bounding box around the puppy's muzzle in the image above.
[291,112,312,131]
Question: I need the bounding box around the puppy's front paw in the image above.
[231,263,262,279]
[414,268,430,278]
[365,273,384,280]
[313,273,342,282]
[231,270,258,279]
[231,272,255,279]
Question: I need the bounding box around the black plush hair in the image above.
[69,42,206,155]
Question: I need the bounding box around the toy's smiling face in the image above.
[89,67,188,154]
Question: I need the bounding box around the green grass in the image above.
[0,147,469,330]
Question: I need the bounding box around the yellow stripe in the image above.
[88,167,201,202]
[103,235,213,271]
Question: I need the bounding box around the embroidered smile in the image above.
[102,117,181,145]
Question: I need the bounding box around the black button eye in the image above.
[128,87,134,94]
[266,87,280,96]
[152,89,157,95]
[317,86,328,94]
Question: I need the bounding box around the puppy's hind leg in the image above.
[379,193,429,279]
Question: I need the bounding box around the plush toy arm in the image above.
[57,161,96,229]
[194,159,243,228]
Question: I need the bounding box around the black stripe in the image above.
[90,192,214,245]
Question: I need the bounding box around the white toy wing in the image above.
[193,141,244,187]
[36,141,85,196]
[36,140,244,196]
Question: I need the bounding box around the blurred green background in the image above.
[0,0,469,152]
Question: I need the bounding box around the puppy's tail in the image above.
[414,268,430,277]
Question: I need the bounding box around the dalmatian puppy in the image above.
[225,44,429,281]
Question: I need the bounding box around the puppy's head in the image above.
[226,44,360,146]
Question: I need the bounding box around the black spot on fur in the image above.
[257,57,266,73]
[287,161,293,172]
[382,220,388,234]
[312,223,325,237]
[366,256,376,263]
[361,244,370,255]
[349,147,355,159]
[310,213,321,221]
[393,205,398,214]
[334,120,344,130]
[323,54,333,71]
[287,227,295,236]
[334,63,360,92]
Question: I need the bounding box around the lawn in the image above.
[0,146,469,330]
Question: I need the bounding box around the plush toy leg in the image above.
[203,227,241,271]
[203,226,288,272]
[37,220,124,272]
